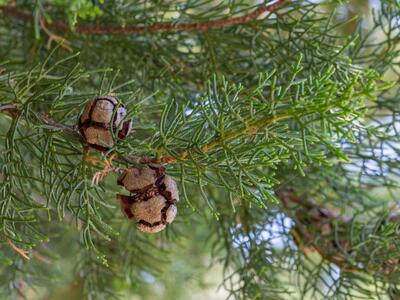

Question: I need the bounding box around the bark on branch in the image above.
[0,1,286,35]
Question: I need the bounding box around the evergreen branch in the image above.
[0,0,287,35]
[0,102,294,167]
[0,103,81,141]
[0,102,169,164]
[1,2,399,297]
[201,114,291,153]
[166,112,293,163]
[0,102,298,166]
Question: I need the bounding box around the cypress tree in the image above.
[0,0,400,299]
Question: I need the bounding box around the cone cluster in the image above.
[79,97,179,233]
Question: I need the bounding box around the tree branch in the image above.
[0,102,297,165]
[0,103,168,164]
[0,1,287,35]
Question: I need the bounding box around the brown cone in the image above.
[117,166,179,233]
[78,96,132,150]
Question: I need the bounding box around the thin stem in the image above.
[202,113,291,152]
[7,239,30,260]
[0,1,287,35]
[39,18,73,52]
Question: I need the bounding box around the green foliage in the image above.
[0,0,400,299]
[47,0,104,27]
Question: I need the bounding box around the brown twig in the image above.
[39,112,83,140]
[39,18,73,52]
[32,251,51,264]
[7,239,30,260]
[0,1,287,35]
[6,240,51,268]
